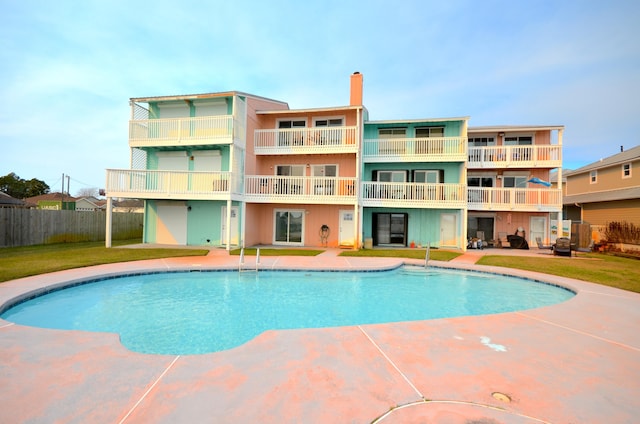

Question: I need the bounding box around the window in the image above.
[378,128,406,154]
[467,177,494,202]
[312,165,337,195]
[314,118,343,127]
[504,135,533,145]
[378,128,406,138]
[415,127,444,138]
[503,176,528,188]
[377,170,406,182]
[276,165,305,176]
[590,170,597,184]
[277,120,306,146]
[468,137,496,146]
[314,118,344,144]
[623,163,632,178]
[415,170,440,183]
[274,210,304,245]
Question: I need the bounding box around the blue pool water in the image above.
[1,267,573,355]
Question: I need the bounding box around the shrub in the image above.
[603,221,640,245]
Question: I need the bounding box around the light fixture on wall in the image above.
[306,164,310,168]
[498,132,505,137]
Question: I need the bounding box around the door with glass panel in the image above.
[274,210,304,245]
[312,164,337,195]
[415,127,444,154]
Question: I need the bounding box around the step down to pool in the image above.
[239,248,260,272]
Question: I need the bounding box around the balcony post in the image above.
[105,196,113,248]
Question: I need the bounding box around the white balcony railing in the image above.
[244,176,357,204]
[129,116,234,147]
[468,145,561,168]
[467,187,562,211]
[254,126,358,155]
[363,137,467,162]
[361,182,466,209]
[106,169,238,200]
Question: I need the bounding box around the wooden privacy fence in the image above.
[0,209,143,247]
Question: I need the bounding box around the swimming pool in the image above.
[1,267,574,355]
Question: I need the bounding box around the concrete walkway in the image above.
[1,248,639,423]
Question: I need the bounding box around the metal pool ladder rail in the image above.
[239,248,260,272]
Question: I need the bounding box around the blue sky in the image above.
[1,0,639,195]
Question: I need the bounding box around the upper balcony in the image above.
[129,116,235,148]
[362,137,467,163]
[244,176,357,204]
[254,126,358,155]
[468,145,561,169]
[467,187,562,212]
[105,169,239,200]
[361,182,466,209]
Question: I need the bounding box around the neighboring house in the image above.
[0,191,26,208]
[76,197,102,212]
[563,145,640,226]
[467,125,564,245]
[23,193,77,210]
[112,199,144,213]
[105,73,564,250]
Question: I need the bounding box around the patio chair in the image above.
[575,239,595,254]
[498,232,510,248]
[536,237,554,251]
[554,237,572,257]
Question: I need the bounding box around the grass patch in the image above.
[339,248,461,262]
[229,248,323,256]
[477,253,640,293]
[0,240,209,283]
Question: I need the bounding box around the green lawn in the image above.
[1,242,638,294]
[339,248,461,262]
[477,253,640,293]
[0,240,209,283]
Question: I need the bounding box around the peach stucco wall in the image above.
[255,154,357,177]
[244,203,356,248]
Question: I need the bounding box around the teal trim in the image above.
[363,162,462,183]
[144,201,158,243]
[186,201,222,245]
[364,120,463,138]
[362,207,461,248]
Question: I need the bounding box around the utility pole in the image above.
[61,173,65,210]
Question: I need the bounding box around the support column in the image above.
[226,199,232,251]
[105,197,113,248]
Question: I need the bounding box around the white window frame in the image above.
[313,116,344,127]
[622,163,632,179]
[503,175,528,188]
[378,128,406,138]
[590,170,598,184]
[273,209,305,246]
[277,119,306,129]
[415,127,444,138]
[504,135,533,145]
[377,170,406,182]
[275,164,305,176]
[415,170,440,183]
[468,136,496,146]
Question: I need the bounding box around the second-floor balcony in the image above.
[105,169,239,200]
[129,116,235,148]
[361,182,466,209]
[468,187,562,212]
[363,137,467,162]
[468,145,561,169]
[244,176,357,204]
[254,126,358,155]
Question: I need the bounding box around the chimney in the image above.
[621,145,624,152]
[350,72,363,106]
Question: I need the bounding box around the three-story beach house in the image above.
[105,73,564,250]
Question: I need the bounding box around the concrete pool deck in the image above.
[1,248,639,423]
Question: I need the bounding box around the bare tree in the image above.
[75,187,100,198]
